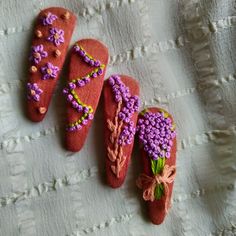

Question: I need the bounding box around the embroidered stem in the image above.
[107,101,126,178]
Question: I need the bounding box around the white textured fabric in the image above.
[0,0,236,235]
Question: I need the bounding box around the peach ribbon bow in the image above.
[136,164,176,213]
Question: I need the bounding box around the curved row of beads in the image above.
[27,11,70,106]
[63,44,105,131]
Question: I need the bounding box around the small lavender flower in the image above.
[47,27,64,46]
[42,12,58,26]
[41,62,59,80]
[136,111,176,160]
[29,44,48,64]
[27,82,43,102]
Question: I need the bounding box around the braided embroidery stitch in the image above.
[63,44,105,131]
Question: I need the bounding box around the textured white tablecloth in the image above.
[0,0,236,235]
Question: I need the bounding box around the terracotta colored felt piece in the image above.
[103,75,140,188]
[26,7,76,122]
[136,107,177,225]
[64,39,109,152]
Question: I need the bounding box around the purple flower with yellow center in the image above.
[29,44,48,64]
[47,27,64,46]
[42,12,58,25]
[136,111,176,160]
[41,62,59,80]
[27,82,43,102]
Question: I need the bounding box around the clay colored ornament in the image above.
[26,7,76,122]
[136,107,177,225]
[64,39,109,152]
[103,75,140,188]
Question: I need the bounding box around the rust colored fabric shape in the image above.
[103,75,140,188]
[26,7,76,122]
[63,39,109,152]
[136,107,177,225]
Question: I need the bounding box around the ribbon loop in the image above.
[136,164,176,213]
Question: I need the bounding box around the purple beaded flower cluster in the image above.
[42,12,58,25]
[27,82,43,102]
[29,45,48,64]
[136,111,176,160]
[108,75,140,146]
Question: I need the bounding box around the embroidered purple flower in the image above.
[27,83,43,102]
[41,62,59,80]
[29,44,48,64]
[42,12,58,26]
[47,27,64,46]
[136,111,176,160]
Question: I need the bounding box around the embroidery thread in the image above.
[63,44,105,131]
[107,75,140,178]
[136,110,176,201]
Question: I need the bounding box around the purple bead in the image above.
[83,77,90,84]
[63,88,69,94]
[88,113,94,120]
[118,112,125,120]
[77,105,83,112]
[84,56,90,63]
[72,101,79,108]
[83,107,89,113]
[94,60,101,67]
[89,60,94,66]
[68,82,76,90]
[97,68,103,75]
[77,80,85,87]
[109,77,115,86]
[67,94,73,101]
[92,72,97,78]
[79,50,85,56]
[82,119,88,125]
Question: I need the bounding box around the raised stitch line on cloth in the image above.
[0,166,98,208]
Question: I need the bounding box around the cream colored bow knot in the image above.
[136,164,176,213]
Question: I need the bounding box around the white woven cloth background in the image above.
[0,0,236,235]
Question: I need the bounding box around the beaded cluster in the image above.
[107,75,140,178]
[27,11,68,104]
[136,111,176,160]
[63,44,105,131]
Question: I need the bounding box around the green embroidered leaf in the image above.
[154,184,164,200]
[150,158,165,175]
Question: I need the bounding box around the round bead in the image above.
[67,94,73,101]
